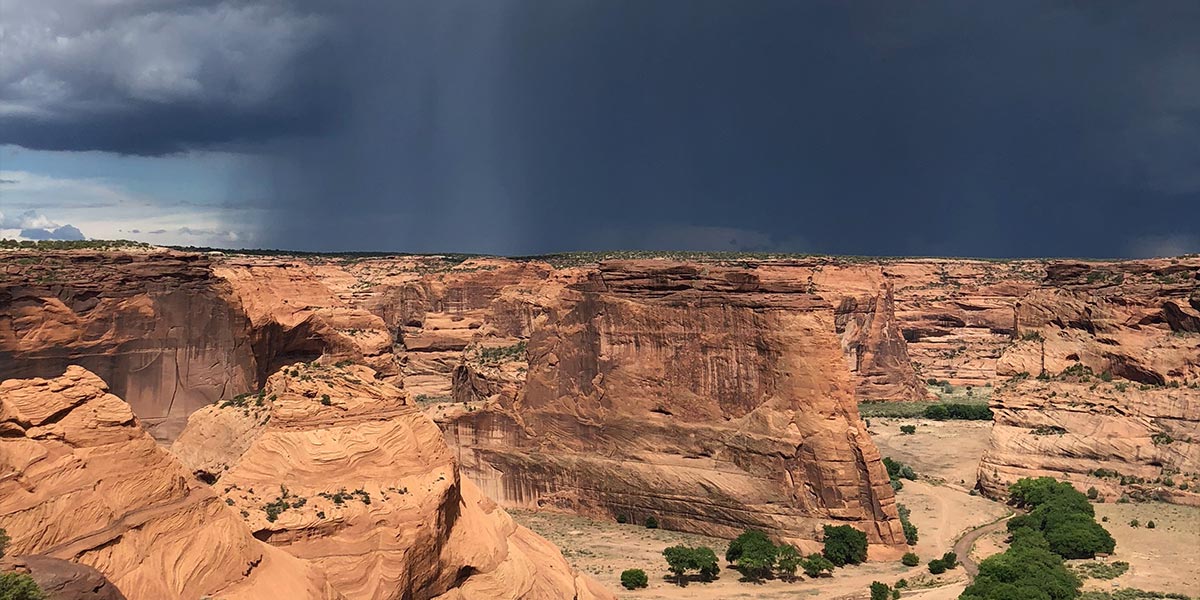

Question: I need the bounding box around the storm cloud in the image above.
[2,1,1198,256]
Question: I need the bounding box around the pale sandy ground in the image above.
[1077,503,1200,595]
[868,419,994,487]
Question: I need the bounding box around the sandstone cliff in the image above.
[0,555,128,600]
[172,362,611,600]
[442,261,908,554]
[977,259,1200,503]
[0,367,342,600]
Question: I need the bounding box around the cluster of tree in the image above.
[0,528,47,600]
[1008,478,1116,559]
[871,580,902,600]
[924,403,993,420]
[961,477,1119,600]
[897,504,919,545]
[662,545,720,585]
[928,551,958,574]
[960,527,1081,600]
[883,457,918,493]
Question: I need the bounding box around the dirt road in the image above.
[954,513,1012,577]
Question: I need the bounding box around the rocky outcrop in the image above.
[978,258,1200,502]
[0,366,342,600]
[0,555,127,600]
[0,251,261,440]
[171,362,611,600]
[443,261,907,555]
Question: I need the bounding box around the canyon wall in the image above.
[0,367,343,600]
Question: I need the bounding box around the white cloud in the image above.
[0,169,252,247]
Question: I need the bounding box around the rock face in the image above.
[0,555,128,600]
[0,252,260,440]
[978,259,1200,503]
[171,362,611,600]
[0,367,341,600]
[443,261,907,554]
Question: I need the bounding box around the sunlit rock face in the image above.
[171,362,612,600]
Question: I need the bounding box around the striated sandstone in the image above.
[442,261,907,555]
[0,366,342,600]
[172,362,611,600]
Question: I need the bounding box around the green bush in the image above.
[645,516,658,529]
[871,581,891,600]
[1145,520,1155,529]
[616,514,627,524]
[663,545,719,585]
[733,534,778,581]
[898,504,919,545]
[1087,487,1099,500]
[776,544,802,580]
[900,424,917,435]
[0,527,8,558]
[928,559,948,574]
[822,525,868,567]
[0,573,45,600]
[800,553,835,578]
[902,552,920,567]
[726,529,770,562]
[620,568,648,590]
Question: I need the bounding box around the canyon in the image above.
[2,247,1198,598]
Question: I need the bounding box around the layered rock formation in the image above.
[0,251,260,440]
[0,555,128,600]
[172,362,610,600]
[442,261,908,554]
[0,367,341,600]
[978,259,1200,503]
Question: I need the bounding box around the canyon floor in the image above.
[511,417,1200,599]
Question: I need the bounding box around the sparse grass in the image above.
[1073,560,1130,580]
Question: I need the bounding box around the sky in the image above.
[1,1,1198,257]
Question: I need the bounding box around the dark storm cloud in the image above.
[3,1,1199,256]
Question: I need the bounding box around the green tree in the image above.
[620,569,648,590]
[960,531,1080,600]
[870,581,891,600]
[924,404,950,420]
[0,528,9,558]
[0,573,46,600]
[645,516,659,529]
[822,525,868,567]
[735,533,778,581]
[775,544,802,581]
[928,559,947,574]
[692,546,720,581]
[663,545,694,585]
[901,552,920,567]
[800,553,835,578]
[726,529,771,563]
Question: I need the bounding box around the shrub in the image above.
[645,516,658,529]
[616,514,627,524]
[734,534,778,581]
[320,394,332,406]
[1129,519,1139,528]
[822,525,868,567]
[775,544,802,581]
[0,527,8,558]
[800,553,835,578]
[1087,487,1099,500]
[726,529,771,562]
[871,581,891,600]
[1145,520,1155,529]
[900,424,917,435]
[902,552,920,567]
[928,559,948,574]
[663,545,719,585]
[0,573,45,600]
[898,504,919,545]
[620,568,648,590]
